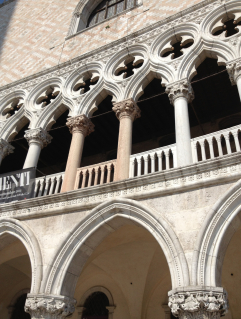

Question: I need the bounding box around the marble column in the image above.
[113,98,141,181]
[25,294,76,319]
[168,289,228,319]
[61,114,94,193]
[0,138,14,165]
[166,80,194,167]
[23,128,52,169]
[226,59,241,100]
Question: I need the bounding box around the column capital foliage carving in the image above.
[112,98,141,121]
[25,294,76,319]
[166,80,194,105]
[66,114,95,136]
[168,290,228,319]
[226,58,241,85]
[0,138,14,159]
[24,128,52,149]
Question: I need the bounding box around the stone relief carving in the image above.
[166,80,194,104]
[66,114,95,136]
[0,138,14,160]
[25,295,76,319]
[112,98,141,121]
[168,291,228,319]
[24,128,52,149]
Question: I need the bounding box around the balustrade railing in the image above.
[75,159,116,189]
[191,124,241,162]
[34,172,64,197]
[129,144,177,178]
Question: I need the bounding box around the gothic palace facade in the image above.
[1,0,241,318]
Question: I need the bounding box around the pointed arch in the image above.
[192,179,241,287]
[0,218,43,293]
[43,198,189,298]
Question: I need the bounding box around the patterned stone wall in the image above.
[0,0,203,86]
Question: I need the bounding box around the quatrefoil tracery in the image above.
[115,56,144,79]
[161,36,194,60]
[36,87,60,108]
[73,73,99,94]
[212,16,241,38]
[2,98,24,119]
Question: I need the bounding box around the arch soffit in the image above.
[192,179,241,288]
[0,218,43,294]
[79,286,114,306]
[44,199,189,297]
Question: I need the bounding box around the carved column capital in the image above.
[112,98,141,121]
[66,114,95,136]
[0,138,14,160]
[226,59,241,85]
[168,289,228,319]
[166,80,194,105]
[24,128,52,149]
[25,294,76,319]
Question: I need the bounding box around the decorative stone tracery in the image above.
[25,294,76,319]
[168,290,228,319]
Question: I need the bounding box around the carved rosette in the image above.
[0,138,14,160]
[168,290,228,319]
[166,80,194,105]
[24,128,52,149]
[226,59,241,85]
[66,114,95,136]
[112,98,141,121]
[25,294,76,319]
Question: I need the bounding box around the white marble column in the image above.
[227,59,241,100]
[25,294,76,319]
[166,80,194,167]
[168,288,228,319]
[0,138,14,165]
[23,128,52,169]
[61,115,94,193]
[112,98,141,181]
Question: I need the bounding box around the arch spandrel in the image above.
[192,179,241,288]
[42,199,189,298]
[0,218,43,294]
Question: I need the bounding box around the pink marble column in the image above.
[113,98,141,181]
[61,115,94,193]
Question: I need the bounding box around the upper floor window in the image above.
[87,0,136,27]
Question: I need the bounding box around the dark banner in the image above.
[0,168,36,204]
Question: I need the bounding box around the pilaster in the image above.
[166,79,194,105]
[25,294,76,319]
[24,128,52,149]
[168,289,228,319]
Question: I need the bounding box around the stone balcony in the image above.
[1,124,241,220]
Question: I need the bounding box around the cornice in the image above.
[0,152,240,220]
[0,0,223,98]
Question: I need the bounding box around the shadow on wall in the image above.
[0,0,18,74]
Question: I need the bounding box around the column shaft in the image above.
[61,131,85,192]
[23,142,42,168]
[61,115,94,193]
[236,76,241,100]
[115,115,133,180]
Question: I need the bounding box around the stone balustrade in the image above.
[34,172,64,197]
[191,124,241,163]
[129,144,177,178]
[74,159,116,189]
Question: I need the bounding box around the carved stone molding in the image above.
[0,138,14,160]
[24,128,52,149]
[25,294,76,319]
[168,290,228,319]
[166,80,194,105]
[112,98,141,121]
[66,114,95,136]
[226,59,241,85]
